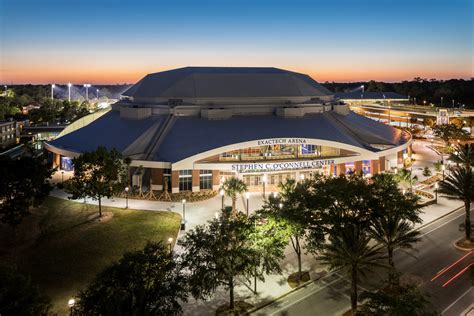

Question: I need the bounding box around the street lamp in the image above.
[245,192,250,216]
[125,186,129,209]
[68,298,75,316]
[96,88,99,99]
[220,189,225,210]
[3,85,6,92]
[68,83,72,101]
[262,175,267,198]
[61,170,64,185]
[300,173,305,182]
[181,199,186,230]
[83,183,87,203]
[51,84,55,100]
[167,237,173,255]
[442,164,446,181]
[441,96,443,107]
[84,84,91,100]
[434,183,439,204]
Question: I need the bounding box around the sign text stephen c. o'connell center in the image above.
[231,160,335,172]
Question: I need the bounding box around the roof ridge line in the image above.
[323,112,368,149]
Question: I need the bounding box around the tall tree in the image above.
[320,223,385,315]
[75,242,187,315]
[179,211,278,311]
[449,143,474,168]
[0,263,52,316]
[438,167,474,241]
[221,177,247,217]
[432,124,469,146]
[66,146,130,217]
[0,155,53,229]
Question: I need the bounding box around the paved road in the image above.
[252,207,472,316]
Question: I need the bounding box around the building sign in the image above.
[231,159,335,173]
[437,109,449,125]
[256,138,307,146]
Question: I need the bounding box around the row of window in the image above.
[178,170,213,191]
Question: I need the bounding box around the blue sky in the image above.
[0,0,472,83]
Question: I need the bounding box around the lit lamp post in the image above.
[68,298,75,316]
[84,84,91,100]
[83,183,87,203]
[245,192,250,216]
[434,183,439,204]
[262,175,267,198]
[441,96,443,107]
[61,171,64,185]
[167,237,173,255]
[51,84,55,100]
[181,199,186,230]
[96,88,99,99]
[68,83,72,101]
[442,164,446,181]
[125,186,129,209]
[220,189,225,210]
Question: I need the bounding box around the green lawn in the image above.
[0,197,181,315]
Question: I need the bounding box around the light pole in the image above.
[434,183,438,204]
[441,96,443,107]
[61,171,64,185]
[246,192,250,216]
[68,298,75,316]
[68,83,72,101]
[51,84,55,100]
[181,199,186,230]
[452,99,454,108]
[262,175,267,198]
[84,84,91,100]
[3,85,6,92]
[388,105,391,125]
[83,183,87,203]
[96,88,99,99]
[442,164,446,181]
[220,189,224,210]
[167,237,173,255]
[125,186,129,209]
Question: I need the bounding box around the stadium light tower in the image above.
[68,83,72,101]
[84,84,91,100]
[51,84,55,100]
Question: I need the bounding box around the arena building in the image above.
[44,67,412,193]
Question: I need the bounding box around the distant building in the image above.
[335,92,408,106]
[0,120,20,149]
[22,102,41,115]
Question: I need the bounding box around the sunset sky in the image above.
[0,0,472,84]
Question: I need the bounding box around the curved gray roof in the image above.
[48,110,409,163]
[122,67,332,99]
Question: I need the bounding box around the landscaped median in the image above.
[0,196,181,315]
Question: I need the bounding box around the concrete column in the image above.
[171,170,179,194]
[397,151,404,165]
[192,169,200,192]
[337,163,346,176]
[407,145,413,157]
[354,161,363,174]
[330,164,335,176]
[212,170,220,191]
[370,160,379,175]
[379,156,386,172]
[53,153,60,168]
[151,168,163,191]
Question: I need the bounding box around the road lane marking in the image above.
[419,213,464,238]
[441,287,473,315]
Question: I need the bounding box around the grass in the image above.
[0,196,181,315]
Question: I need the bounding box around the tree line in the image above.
[323,78,474,108]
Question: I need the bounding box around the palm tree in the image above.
[439,167,474,241]
[222,177,247,217]
[449,143,474,168]
[320,223,385,315]
[369,213,420,285]
[394,168,418,192]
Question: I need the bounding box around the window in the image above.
[179,170,192,191]
[301,144,318,155]
[199,170,213,190]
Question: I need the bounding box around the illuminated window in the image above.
[199,170,213,190]
[179,170,192,191]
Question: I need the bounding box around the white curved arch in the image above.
[172,137,380,170]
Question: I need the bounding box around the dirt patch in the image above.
[86,211,114,224]
[216,300,254,315]
[287,271,311,288]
